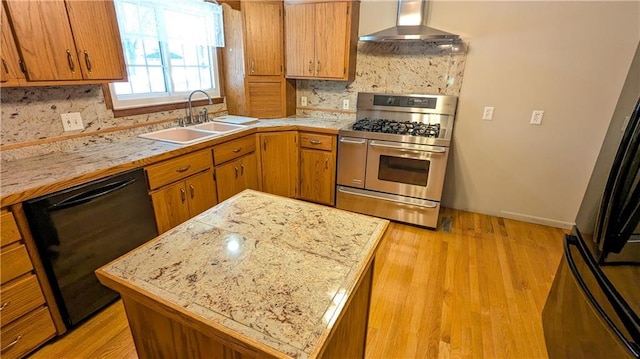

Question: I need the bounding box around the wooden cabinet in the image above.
[213,135,259,202]
[0,3,25,86]
[285,1,359,81]
[223,0,295,118]
[146,150,217,234]
[3,0,126,84]
[299,132,336,205]
[243,1,283,76]
[0,208,59,359]
[216,153,259,202]
[259,131,299,198]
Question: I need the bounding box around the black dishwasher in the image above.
[24,168,158,328]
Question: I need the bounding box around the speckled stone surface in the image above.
[297,41,467,112]
[0,117,355,204]
[100,190,388,358]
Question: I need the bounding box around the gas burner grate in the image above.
[352,118,441,138]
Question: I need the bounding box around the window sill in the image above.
[102,84,225,118]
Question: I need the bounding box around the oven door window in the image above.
[378,155,430,186]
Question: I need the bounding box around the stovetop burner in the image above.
[352,118,440,138]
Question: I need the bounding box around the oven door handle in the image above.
[369,140,446,153]
[339,137,367,145]
[338,187,438,208]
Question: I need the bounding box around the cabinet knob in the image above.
[180,188,186,203]
[66,49,75,73]
[83,50,92,73]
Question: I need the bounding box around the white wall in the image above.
[359,0,640,227]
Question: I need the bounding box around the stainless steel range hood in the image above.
[359,0,459,43]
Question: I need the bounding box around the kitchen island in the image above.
[96,190,388,359]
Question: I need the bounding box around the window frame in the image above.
[104,0,225,117]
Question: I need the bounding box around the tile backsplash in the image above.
[297,41,467,117]
[0,41,465,159]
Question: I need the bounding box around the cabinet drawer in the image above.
[1,306,56,359]
[1,245,33,285]
[300,133,334,151]
[1,211,21,247]
[146,150,213,190]
[0,275,46,327]
[213,135,256,165]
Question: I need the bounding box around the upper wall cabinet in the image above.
[3,0,126,83]
[242,1,283,76]
[0,3,25,86]
[284,1,359,81]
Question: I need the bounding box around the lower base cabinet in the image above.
[150,169,217,234]
[215,153,259,202]
[259,131,299,198]
[300,149,336,205]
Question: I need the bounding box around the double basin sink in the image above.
[139,122,247,145]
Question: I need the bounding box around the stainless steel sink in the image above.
[191,122,246,132]
[138,127,217,145]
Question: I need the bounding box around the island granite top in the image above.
[97,190,389,359]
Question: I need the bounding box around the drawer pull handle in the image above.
[325,157,328,169]
[316,60,320,75]
[308,60,312,73]
[309,139,322,145]
[66,49,75,73]
[0,301,9,310]
[232,147,242,153]
[2,59,9,74]
[189,184,195,198]
[180,188,186,203]
[83,50,92,73]
[176,165,191,173]
[240,163,245,175]
[263,140,267,151]
[1,334,23,353]
[234,166,239,179]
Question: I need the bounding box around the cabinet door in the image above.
[300,149,336,205]
[314,2,349,79]
[4,0,82,81]
[215,158,243,202]
[284,3,314,78]
[246,80,283,118]
[185,170,217,218]
[239,152,259,192]
[0,4,24,84]
[65,0,126,80]
[260,132,298,198]
[151,182,191,234]
[243,1,283,76]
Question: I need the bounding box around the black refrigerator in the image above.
[542,42,640,358]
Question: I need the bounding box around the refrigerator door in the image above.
[542,235,640,359]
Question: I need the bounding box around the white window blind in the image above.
[109,0,224,110]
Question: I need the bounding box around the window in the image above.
[108,0,224,110]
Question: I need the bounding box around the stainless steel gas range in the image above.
[336,92,458,228]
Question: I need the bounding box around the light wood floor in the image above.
[31,208,566,359]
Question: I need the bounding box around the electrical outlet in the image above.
[342,99,350,110]
[61,112,84,131]
[482,106,494,120]
[530,110,544,125]
[301,96,308,107]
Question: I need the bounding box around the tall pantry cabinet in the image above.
[242,1,296,118]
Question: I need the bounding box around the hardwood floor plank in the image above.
[31,209,565,359]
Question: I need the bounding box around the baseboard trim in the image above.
[499,210,574,229]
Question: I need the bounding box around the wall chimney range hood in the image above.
[360,0,459,43]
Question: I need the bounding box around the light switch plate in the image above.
[61,112,84,131]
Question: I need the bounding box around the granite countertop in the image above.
[0,116,355,207]
[98,190,389,359]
